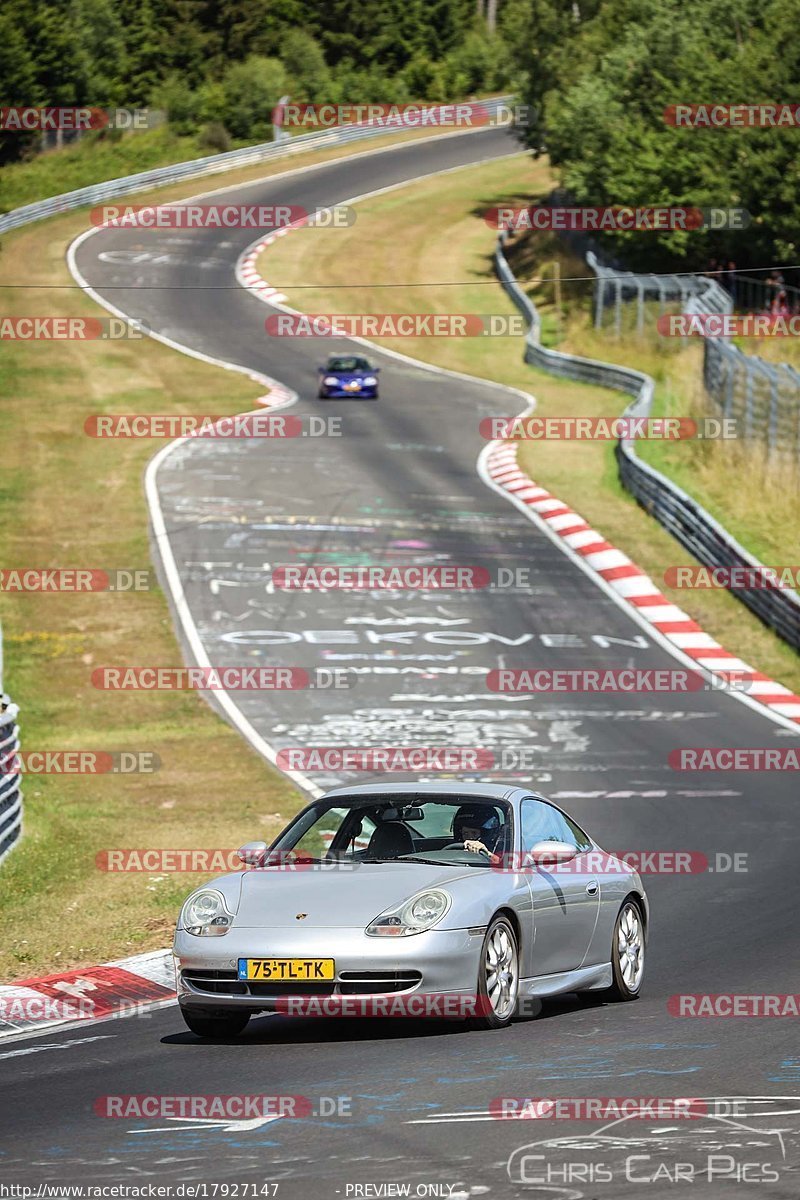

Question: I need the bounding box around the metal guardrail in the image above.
[495,230,800,652]
[0,98,513,235]
[0,699,22,865]
[588,252,800,456]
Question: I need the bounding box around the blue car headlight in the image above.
[323,375,339,386]
[366,888,451,937]
[363,376,378,386]
[180,888,233,936]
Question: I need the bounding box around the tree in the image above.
[221,55,287,140]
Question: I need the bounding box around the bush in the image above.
[280,30,331,101]
[221,56,287,141]
[198,122,231,154]
[443,31,511,94]
[153,74,199,137]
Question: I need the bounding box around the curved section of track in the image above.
[3,127,798,1199]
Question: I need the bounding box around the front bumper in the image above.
[319,385,377,398]
[174,925,482,1013]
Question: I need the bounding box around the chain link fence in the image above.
[588,252,800,456]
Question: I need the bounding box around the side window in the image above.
[521,799,588,850]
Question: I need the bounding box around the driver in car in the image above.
[451,805,503,859]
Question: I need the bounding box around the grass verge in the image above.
[258,153,800,694]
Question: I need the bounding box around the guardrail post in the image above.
[636,280,645,334]
[594,276,605,329]
[614,278,622,336]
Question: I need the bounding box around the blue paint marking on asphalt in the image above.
[439,1040,719,1084]
[769,1057,800,1081]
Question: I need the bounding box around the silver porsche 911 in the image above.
[173,782,648,1038]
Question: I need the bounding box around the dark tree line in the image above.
[509,0,800,269]
[0,0,515,161]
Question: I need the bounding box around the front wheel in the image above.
[181,1008,250,1039]
[471,914,519,1029]
[603,899,645,1001]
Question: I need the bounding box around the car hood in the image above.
[233,861,479,928]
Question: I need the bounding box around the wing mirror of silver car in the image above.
[528,840,579,867]
[237,840,268,865]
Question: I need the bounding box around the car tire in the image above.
[181,1008,251,1039]
[601,898,645,1001]
[470,914,520,1030]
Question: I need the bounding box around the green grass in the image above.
[0,127,210,213]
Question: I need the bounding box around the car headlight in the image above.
[323,375,339,385]
[180,889,233,936]
[363,376,377,386]
[366,888,451,937]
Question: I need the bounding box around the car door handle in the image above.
[585,881,599,896]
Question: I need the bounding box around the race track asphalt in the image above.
[2,126,798,1200]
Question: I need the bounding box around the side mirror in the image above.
[237,840,268,866]
[528,840,578,867]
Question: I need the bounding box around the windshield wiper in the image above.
[360,855,442,866]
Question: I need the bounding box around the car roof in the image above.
[321,780,532,802]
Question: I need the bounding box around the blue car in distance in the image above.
[317,354,380,399]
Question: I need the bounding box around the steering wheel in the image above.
[444,840,491,858]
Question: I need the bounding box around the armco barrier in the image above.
[495,230,800,652]
[0,98,513,235]
[0,697,22,865]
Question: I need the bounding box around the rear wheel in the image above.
[181,1008,250,1039]
[471,914,519,1029]
[603,899,645,1000]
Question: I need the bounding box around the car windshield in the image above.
[268,795,512,867]
[328,357,370,372]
